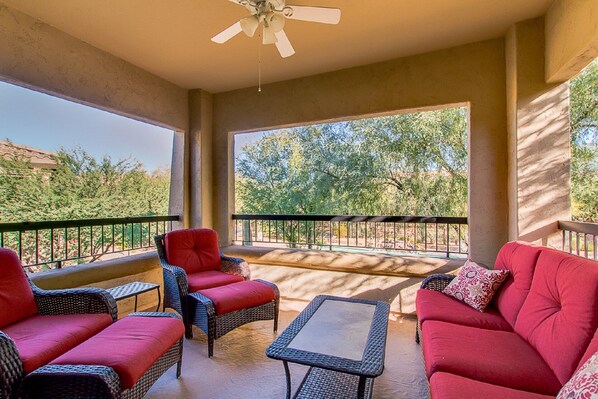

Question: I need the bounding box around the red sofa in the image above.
[416,241,598,399]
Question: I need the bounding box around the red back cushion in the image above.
[514,249,598,385]
[493,241,542,327]
[0,248,37,327]
[164,229,221,274]
[576,328,598,372]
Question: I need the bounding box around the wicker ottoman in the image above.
[23,313,184,399]
[188,279,280,357]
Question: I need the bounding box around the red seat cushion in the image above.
[416,289,512,331]
[493,241,542,327]
[430,372,555,399]
[187,270,244,292]
[421,320,561,395]
[51,316,184,389]
[199,281,276,315]
[165,228,221,274]
[4,314,113,374]
[514,249,598,385]
[0,248,38,327]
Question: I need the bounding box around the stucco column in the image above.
[169,130,188,229]
[188,89,214,228]
[506,18,571,243]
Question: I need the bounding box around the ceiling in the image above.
[2,0,555,93]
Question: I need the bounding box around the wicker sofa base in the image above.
[24,335,183,398]
[187,279,280,357]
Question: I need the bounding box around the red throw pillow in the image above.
[557,352,598,398]
[442,260,509,312]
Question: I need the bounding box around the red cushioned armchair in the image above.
[0,248,116,399]
[154,228,251,338]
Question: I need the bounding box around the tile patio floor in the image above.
[145,264,429,399]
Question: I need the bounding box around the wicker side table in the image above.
[106,282,161,313]
[266,295,390,399]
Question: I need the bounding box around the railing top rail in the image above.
[0,215,179,233]
[232,214,467,224]
[558,220,598,236]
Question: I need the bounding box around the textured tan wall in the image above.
[187,89,214,228]
[30,253,163,318]
[546,0,598,82]
[0,4,188,131]
[506,19,571,243]
[170,130,188,228]
[505,26,519,241]
[189,90,203,227]
[213,39,508,266]
[200,91,214,228]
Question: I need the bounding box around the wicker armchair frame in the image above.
[0,278,117,399]
[415,273,455,344]
[154,233,250,335]
[23,312,183,399]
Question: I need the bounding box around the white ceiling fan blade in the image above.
[284,5,341,24]
[274,30,295,58]
[211,21,243,44]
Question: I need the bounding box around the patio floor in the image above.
[145,264,429,398]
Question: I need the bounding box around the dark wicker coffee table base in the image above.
[295,368,374,399]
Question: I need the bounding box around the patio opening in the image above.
[0,81,176,272]
[233,106,469,258]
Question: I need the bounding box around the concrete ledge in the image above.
[222,245,464,278]
[30,252,163,317]
[30,252,161,289]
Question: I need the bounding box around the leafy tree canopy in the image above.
[0,144,170,222]
[570,58,598,222]
[236,107,468,217]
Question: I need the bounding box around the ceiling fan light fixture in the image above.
[215,0,342,59]
[267,12,285,32]
[262,26,278,44]
[240,15,259,37]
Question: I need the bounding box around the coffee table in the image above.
[266,295,390,399]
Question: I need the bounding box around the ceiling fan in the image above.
[211,0,341,58]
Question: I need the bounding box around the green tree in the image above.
[570,58,598,222]
[0,144,171,266]
[235,107,468,217]
[0,145,170,222]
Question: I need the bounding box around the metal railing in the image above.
[232,214,468,256]
[559,220,598,260]
[0,215,179,272]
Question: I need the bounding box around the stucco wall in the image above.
[213,39,508,266]
[506,19,571,243]
[0,4,188,131]
[546,0,598,82]
[187,89,214,228]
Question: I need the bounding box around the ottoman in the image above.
[24,313,184,399]
[188,279,280,357]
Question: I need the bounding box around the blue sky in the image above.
[0,81,173,172]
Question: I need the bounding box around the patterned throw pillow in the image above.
[442,260,509,311]
[557,352,598,399]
